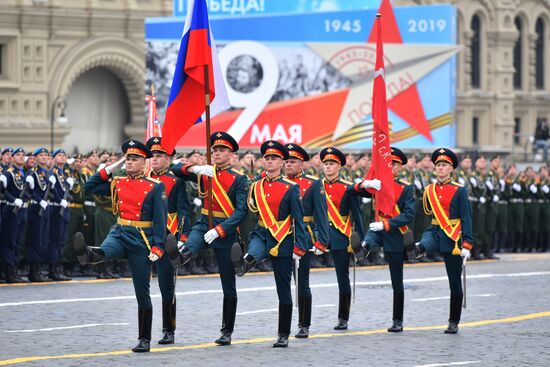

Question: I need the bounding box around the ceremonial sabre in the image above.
[462,255,467,309]
[292,219,299,308]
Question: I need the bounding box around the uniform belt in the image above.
[117,218,153,228]
[49,202,62,207]
[200,208,228,218]
[5,202,28,208]
[29,200,40,205]
[538,199,546,204]
[303,216,314,223]
[258,219,290,228]
[84,201,96,207]
[432,218,460,226]
[69,203,84,208]
[524,199,533,203]
[468,197,478,202]
[497,201,508,205]
[510,199,523,203]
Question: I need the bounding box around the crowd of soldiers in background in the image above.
[1,146,548,283]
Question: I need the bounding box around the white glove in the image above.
[25,175,34,189]
[177,241,185,251]
[499,179,505,191]
[105,157,126,175]
[414,179,422,189]
[39,200,48,210]
[13,198,23,208]
[469,177,477,188]
[542,185,549,194]
[361,197,372,204]
[369,222,384,232]
[67,158,75,165]
[172,159,181,165]
[311,247,324,256]
[48,175,56,185]
[292,253,302,263]
[98,163,107,171]
[204,228,220,244]
[530,184,538,194]
[0,175,7,188]
[148,252,160,262]
[430,177,437,183]
[461,248,471,260]
[66,177,75,189]
[60,199,68,208]
[361,179,381,191]
[458,177,465,185]
[486,180,494,190]
[354,177,363,184]
[479,197,487,204]
[193,197,202,207]
[190,165,214,177]
[493,195,499,202]
[512,183,521,192]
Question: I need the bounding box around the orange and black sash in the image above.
[324,180,351,238]
[252,178,292,256]
[211,165,235,218]
[426,183,461,254]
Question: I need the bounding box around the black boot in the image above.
[49,263,72,281]
[28,263,48,282]
[158,301,176,344]
[132,307,152,352]
[165,238,192,268]
[444,294,462,334]
[4,264,28,284]
[215,296,237,345]
[295,295,312,338]
[204,256,218,274]
[273,303,292,348]
[405,242,426,260]
[231,243,256,276]
[352,241,370,261]
[97,263,113,279]
[73,232,105,265]
[387,292,404,332]
[334,293,351,330]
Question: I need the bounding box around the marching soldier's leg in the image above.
[443,252,463,334]
[233,232,267,276]
[1,208,28,283]
[332,249,352,330]
[48,210,71,281]
[409,230,439,259]
[295,251,312,338]
[126,246,153,353]
[386,251,404,332]
[166,222,206,268]
[214,247,237,345]
[26,205,48,282]
[62,207,84,277]
[272,256,293,348]
[156,254,176,345]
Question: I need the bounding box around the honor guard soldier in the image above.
[232,140,309,348]
[25,148,53,282]
[318,147,375,331]
[165,131,249,346]
[356,147,415,332]
[74,139,168,353]
[46,149,72,281]
[1,147,13,170]
[1,148,30,283]
[283,143,330,338]
[410,148,474,334]
[146,136,191,345]
[80,150,99,251]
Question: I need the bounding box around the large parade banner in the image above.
[146,3,458,150]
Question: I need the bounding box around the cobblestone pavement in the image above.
[1,253,549,366]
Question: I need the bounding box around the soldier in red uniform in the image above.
[146,137,191,345]
[319,146,379,330]
[73,139,168,353]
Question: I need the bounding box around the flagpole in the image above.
[374,13,381,223]
[204,65,214,229]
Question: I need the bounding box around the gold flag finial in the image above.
[151,83,156,98]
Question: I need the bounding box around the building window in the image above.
[0,44,4,77]
[472,116,479,145]
[535,18,545,90]
[514,117,521,144]
[470,15,481,89]
[513,17,523,90]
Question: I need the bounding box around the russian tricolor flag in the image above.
[161,0,230,153]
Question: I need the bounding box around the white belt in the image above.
[49,202,62,207]
[524,199,533,203]
[5,202,29,208]
[510,199,523,203]
[468,197,478,202]
[84,201,96,207]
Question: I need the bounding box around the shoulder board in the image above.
[305,174,319,181]
[450,180,464,187]
[7,167,14,172]
[339,178,352,185]
[398,178,412,186]
[230,168,244,176]
[145,177,161,184]
[282,178,297,185]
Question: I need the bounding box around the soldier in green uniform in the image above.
[523,166,540,252]
[507,165,525,252]
[62,154,85,277]
[412,154,437,262]
[80,151,99,262]
[495,166,511,252]
[537,166,550,252]
[483,156,500,259]
[469,157,488,260]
